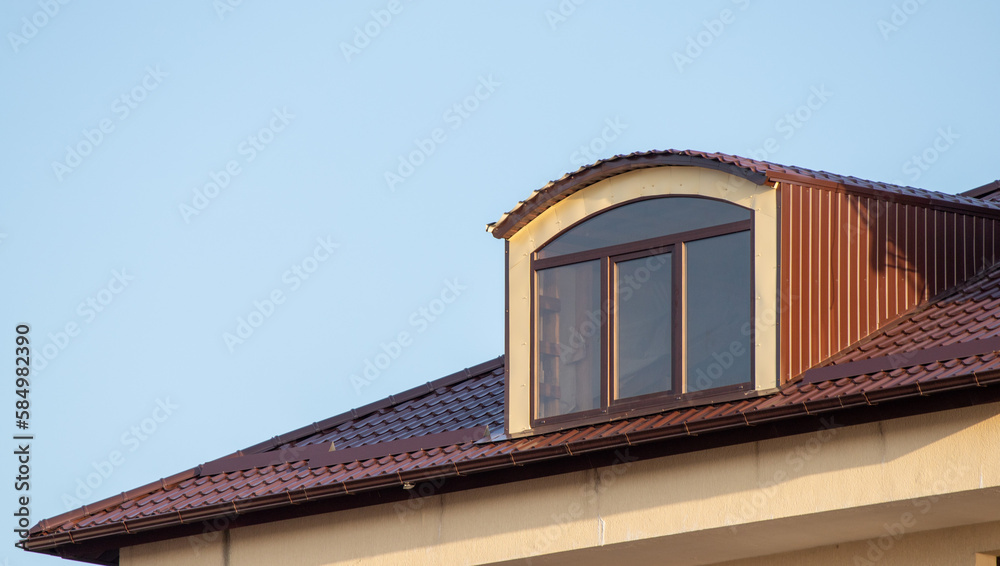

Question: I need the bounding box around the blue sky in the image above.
[2,1,998,563]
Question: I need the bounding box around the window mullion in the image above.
[673,245,684,394]
[529,197,754,428]
[601,255,610,410]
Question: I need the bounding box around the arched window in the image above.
[532,196,753,422]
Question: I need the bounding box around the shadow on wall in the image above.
[781,184,1000,381]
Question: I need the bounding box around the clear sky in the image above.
[2,1,998,563]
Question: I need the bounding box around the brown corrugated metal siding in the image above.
[780,183,1000,382]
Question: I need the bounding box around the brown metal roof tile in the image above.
[28,283,1000,553]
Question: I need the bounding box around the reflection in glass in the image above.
[538,197,750,259]
[615,253,672,399]
[685,232,752,392]
[536,261,602,418]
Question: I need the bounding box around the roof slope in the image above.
[27,260,1000,561]
[30,352,1000,559]
[831,260,1000,364]
[34,348,1000,539]
[964,180,1000,201]
[27,152,1000,564]
[487,149,1000,239]
[33,357,506,533]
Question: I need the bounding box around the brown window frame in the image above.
[529,196,755,429]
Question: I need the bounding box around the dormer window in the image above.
[532,196,753,423]
[493,160,778,436]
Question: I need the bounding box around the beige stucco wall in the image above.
[714,520,1000,566]
[505,166,779,435]
[121,401,1000,566]
[121,533,225,566]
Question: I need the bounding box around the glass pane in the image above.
[537,197,750,259]
[685,231,752,392]
[536,261,602,418]
[615,253,672,399]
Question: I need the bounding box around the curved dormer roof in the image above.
[487,149,1000,240]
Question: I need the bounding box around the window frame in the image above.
[529,195,756,428]
[608,245,680,405]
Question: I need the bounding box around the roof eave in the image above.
[27,368,1000,562]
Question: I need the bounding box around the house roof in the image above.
[27,263,1000,563]
[964,179,1000,201]
[829,260,1000,364]
[799,259,1000,384]
[27,153,1000,565]
[487,149,1000,240]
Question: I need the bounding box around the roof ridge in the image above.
[567,149,993,204]
[488,149,1000,240]
[674,148,966,200]
[962,179,1000,199]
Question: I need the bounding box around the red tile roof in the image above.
[27,258,1000,558]
[487,149,1000,239]
[26,151,1000,564]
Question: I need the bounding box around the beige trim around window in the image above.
[506,166,778,436]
